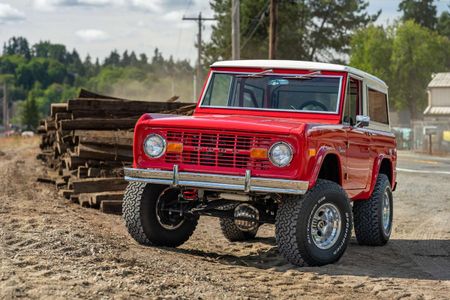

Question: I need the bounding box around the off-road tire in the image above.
[275,179,352,266]
[353,174,393,246]
[219,218,258,242]
[122,182,198,247]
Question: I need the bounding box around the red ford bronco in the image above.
[123,60,396,267]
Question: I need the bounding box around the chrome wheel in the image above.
[382,188,391,235]
[311,203,342,250]
[155,188,185,230]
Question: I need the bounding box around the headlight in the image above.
[269,142,293,167]
[143,134,166,158]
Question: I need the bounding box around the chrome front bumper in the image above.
[124,165,309,195]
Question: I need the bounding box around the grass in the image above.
[0,136,39,152]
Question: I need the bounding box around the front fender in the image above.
[307,146,342,189]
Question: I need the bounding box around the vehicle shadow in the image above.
[169,238,450,281]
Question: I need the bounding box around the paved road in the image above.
[397,151,450,175]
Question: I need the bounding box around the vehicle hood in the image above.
[136,113,308,135]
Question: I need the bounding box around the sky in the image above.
[0,0,449,65]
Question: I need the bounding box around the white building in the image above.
[418,72,450,152]
[424,72,450,120]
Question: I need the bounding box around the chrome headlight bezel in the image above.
[269,142,293,167]
[143,134,166,158]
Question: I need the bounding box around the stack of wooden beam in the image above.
[37,90,195,214]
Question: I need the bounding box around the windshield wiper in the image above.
[236,69,274,78]
[282,70,322,80]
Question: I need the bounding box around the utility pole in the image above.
[231,0,240,60]
[183,13,216,101]
[269,0,278,59]
[2,82,8,132]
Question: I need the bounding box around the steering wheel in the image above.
[298,100,328,111]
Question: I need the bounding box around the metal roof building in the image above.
[424,72,450,117]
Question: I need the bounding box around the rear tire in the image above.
[275,179,352,266]
[353,174,393,246]
[219,218,258,242]
[122,182,198,247]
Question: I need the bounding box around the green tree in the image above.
[0,54,26,74]
[139,53,148,65]
[16,58,67,89]
[349,25,393,84]
[3,37,31,60]
[437,9,450,39]
[398,0,437,29]
[0,36,196,127]
[22,97,40,129]
[21,84,43,130]
[350,21,450,119]
[122,50,130,66]
[32,41,68,63]
[204,0,379,63]
[104,50,121,66]
[129,51,139,67]
[391,21,449,118]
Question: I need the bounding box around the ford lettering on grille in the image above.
[163,129,277,171]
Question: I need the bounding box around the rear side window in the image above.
[368,88,389,124]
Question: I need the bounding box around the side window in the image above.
[368,88,389,124]
[203,73,233,106]
[343,78,361,125]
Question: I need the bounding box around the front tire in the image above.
[353,174,393,246]
[275,180,352,266]
[122,182,198,247]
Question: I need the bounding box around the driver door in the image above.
[343,77,371,190]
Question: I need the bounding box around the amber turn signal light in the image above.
[166,142,183,153]
[250,148,268,159]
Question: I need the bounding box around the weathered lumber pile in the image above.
[37,90,195,214]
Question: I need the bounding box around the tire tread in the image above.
[122,182,151,245]
[219,218,258,242]
[275,179,352,266]
[353,174,391,246]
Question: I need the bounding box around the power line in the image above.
[241,0,270,51]
[182,12,216,100]
[175,0,194,58]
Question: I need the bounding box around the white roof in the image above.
[424,106,450,115]
[428,73,450,88]
[211,60,387,89]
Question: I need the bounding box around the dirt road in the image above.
[1,139,449,299]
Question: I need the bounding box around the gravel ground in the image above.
[1,138,449,299]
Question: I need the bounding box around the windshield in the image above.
[201,72,342,113]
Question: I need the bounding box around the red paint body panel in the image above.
[133,66,397,200]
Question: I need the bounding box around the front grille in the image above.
[164,129,276,171]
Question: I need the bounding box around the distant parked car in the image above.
[21,131,35,137]
[122,60,397,267]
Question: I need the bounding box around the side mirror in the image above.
[356,115,370,127]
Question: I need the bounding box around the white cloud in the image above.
[162,11,183,22]
[128,0,162,13]
[0,3,26,24]
[33,0,124,11]
[136,20,145,27]
[76,29,110,42]
[33,0,162,12]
